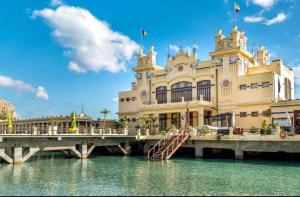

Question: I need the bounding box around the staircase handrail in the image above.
[160,129,190,160]
[147,129,176,159]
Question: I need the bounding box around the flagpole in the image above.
[234,10,236,27]
[140,28,143,51]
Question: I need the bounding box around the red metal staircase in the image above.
[148,102,191,160]
[148,129,190,160]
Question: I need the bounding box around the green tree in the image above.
[100,108,111,129]
[172,113,183,129]
[260,119,271,135]
[123,115,129,129]
[138,116,149,131]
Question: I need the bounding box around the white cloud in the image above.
[32,5,139,74]
[264,12,288,26]
[50,0,64,7]
[244,15,265,23]
[245,11,288,26]
[68,61,86,73]
[249,0,277,8]
[36,86,49,100]
[169,45,180,53]
[0,75,49,100]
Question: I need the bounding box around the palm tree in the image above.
[137,116,149,132]
[123,115,129,129]
[100,108,111,130]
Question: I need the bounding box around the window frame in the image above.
[240,84,247,90]
[251,83,258,89]
[240,112,247,117]
[197,80,211,101]
[262,81,270,88]
[251,111,259,117]
[171,82,192,103]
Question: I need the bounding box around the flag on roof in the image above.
[234,1,240,13]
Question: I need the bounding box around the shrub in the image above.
[250,126,257,134]
[197,127,210,135]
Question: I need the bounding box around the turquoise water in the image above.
[1,155,300,196]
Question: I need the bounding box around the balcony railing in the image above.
[142,96,213,105]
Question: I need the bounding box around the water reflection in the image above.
[1,155,300,196]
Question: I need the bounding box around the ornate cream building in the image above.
[118,26,299,134]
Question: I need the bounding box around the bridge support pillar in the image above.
[13,147,23,164]
[195,147,203,158]
[118,143,131,156]
[0,148,13,164]
[79,143,88,159]
[143,143,150,156]
[235,149,244,160]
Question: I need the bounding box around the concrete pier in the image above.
[143,136,300,160]
[0,135,136,164]
[234,149,244,160]
[195,147,203,158]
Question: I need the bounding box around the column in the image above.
[235,149,244,160]
[167,90,171,103]
[192,83,197,101]
[13,147,23,164]
[79,143,88,159]
[143,143,150,156]
[66,123,69,134]
[167,113,172,129]
[198,108,204,127]
[60,123,64,134]
[85,122,88,134]
[195,147,203,158]
[181,111,185,129]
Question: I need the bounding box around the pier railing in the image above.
[0,127,129,136]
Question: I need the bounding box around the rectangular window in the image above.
[240,84,246,90]
[120,98,124,102]
[251,83,258,89]
[251,111,259,117]
[262,82,270,88]
[240,112,247,117]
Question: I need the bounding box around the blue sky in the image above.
[0,0,299,119]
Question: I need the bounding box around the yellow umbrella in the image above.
[8,111,13,134]
[69,112,77,133]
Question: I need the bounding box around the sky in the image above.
[0,0,299,120]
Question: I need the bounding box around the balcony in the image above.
[141,96,215,111]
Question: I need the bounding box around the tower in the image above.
[257,46,270,65]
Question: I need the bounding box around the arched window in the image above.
[197,80,211,101]
[171,82,192,103]
[156,86,167,104]
[284,78,292,100]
